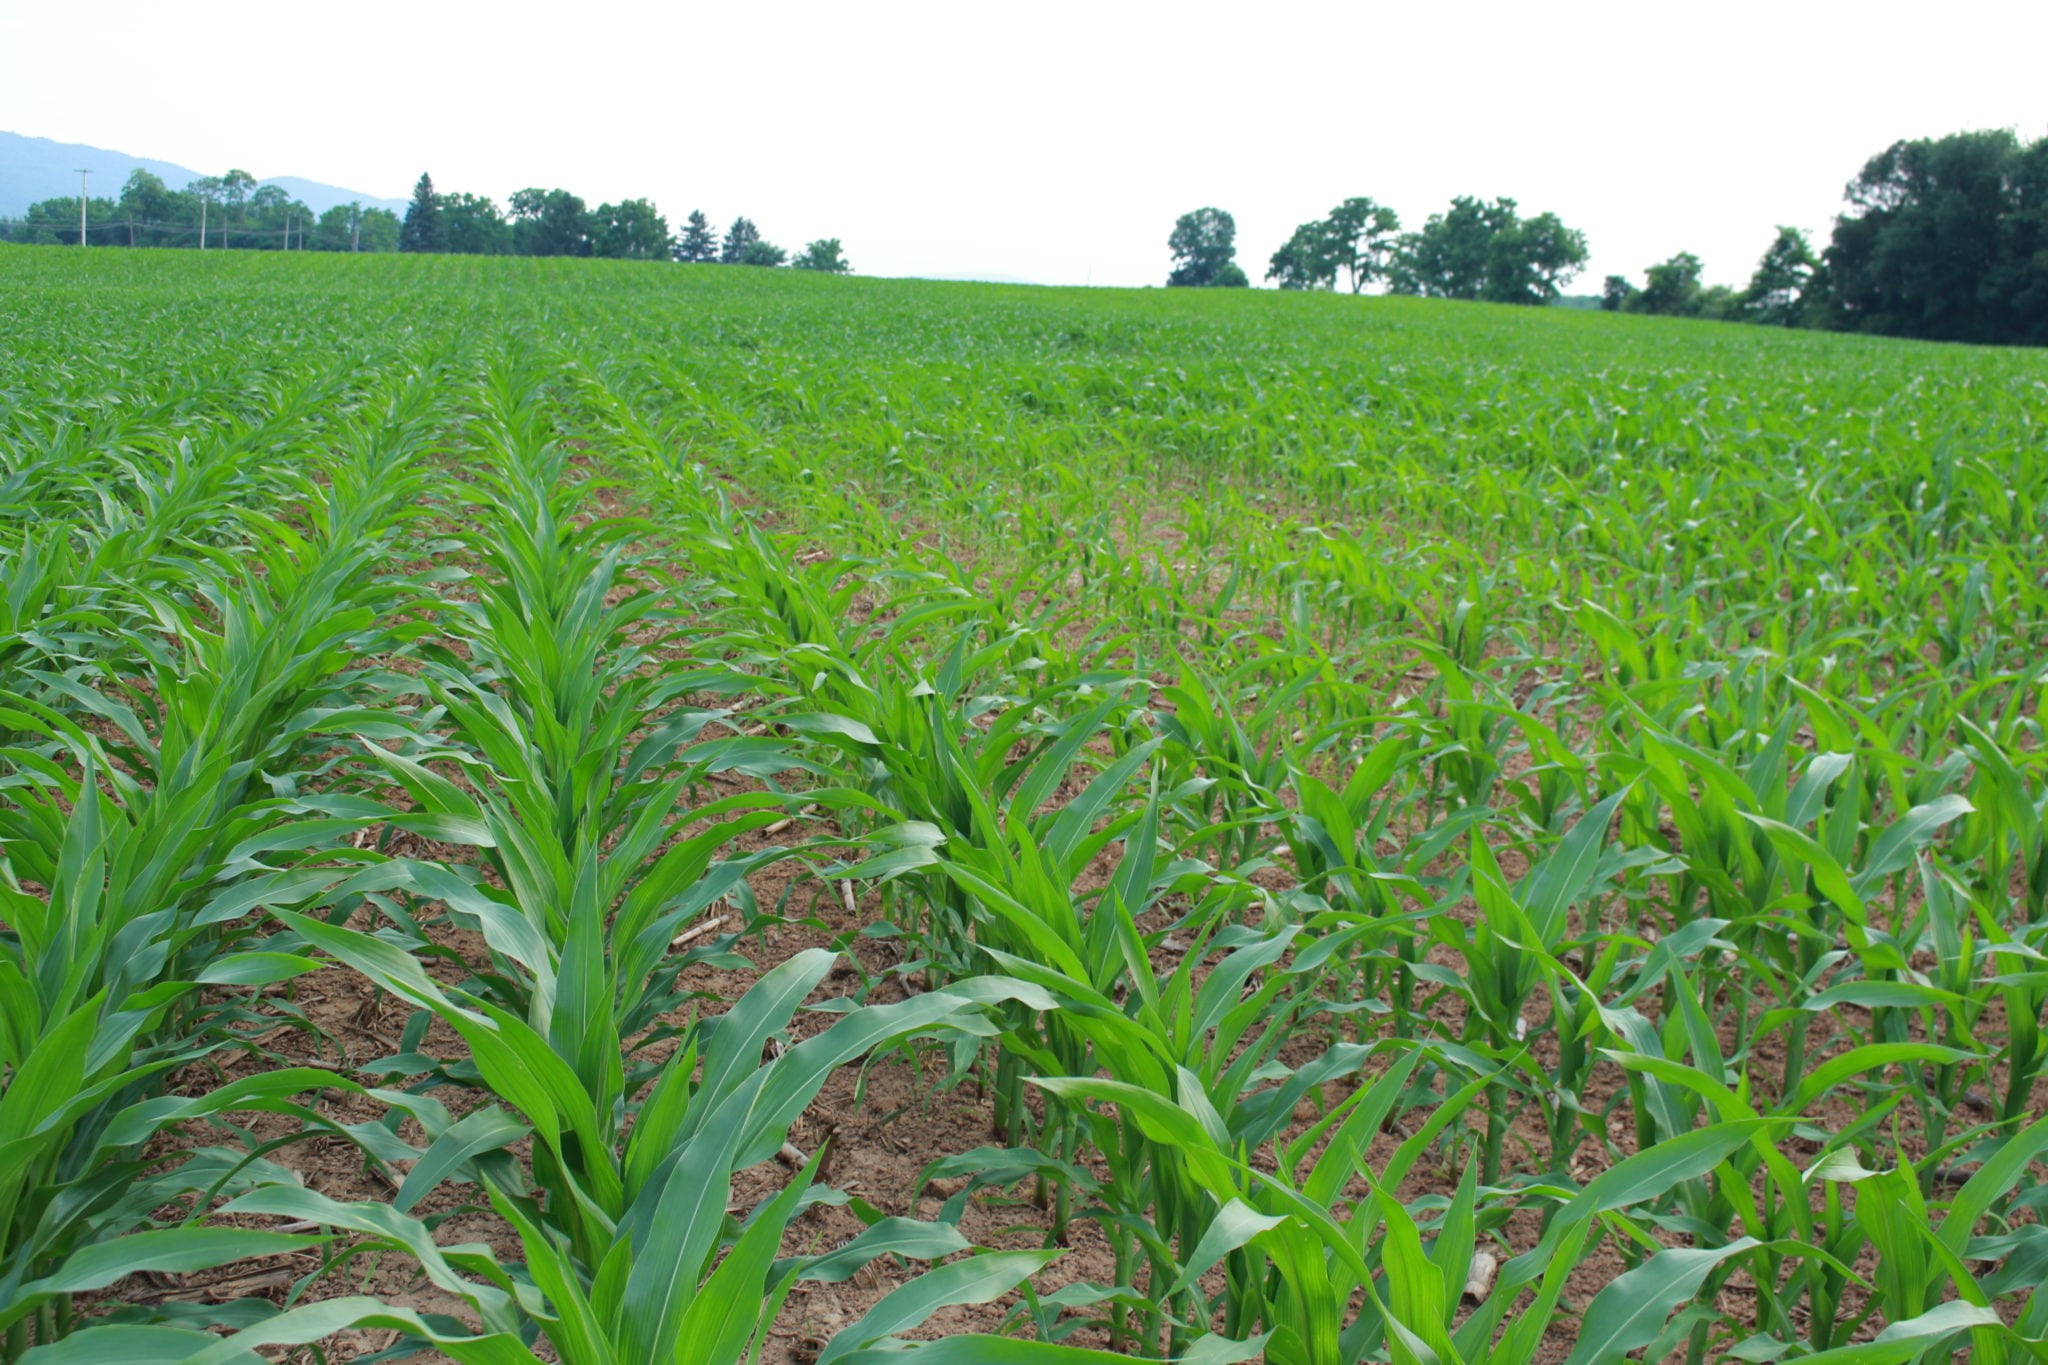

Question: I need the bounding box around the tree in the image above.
[1741,226,1817,325]
[737,238,787,267]
[1484,210,1588,304]
[356,208,402,253]
[1388,197,1585,304]
[218,168,256,247]
[441,193,511,254]
[674,211,718,263]
[1388,197,1509,299]
[592,199,672,259]
[400,172,444,252]
[1267,220,1339,290]
[509,188,591,257]
[1629,251,1706,316]
[1325,196,1402,293]
[1820,129,2048,344]
[720,216,761,264]
[117,170,177,246]
[1600,274,1637,312]
[791,238,852,273]
[1166,207,1246,287]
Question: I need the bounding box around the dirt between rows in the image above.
[84,450,2048,1363]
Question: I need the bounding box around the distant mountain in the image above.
[0,131,406,218]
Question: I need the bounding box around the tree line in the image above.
[397,173,851,271]
[1164,195,1592,305]
[1608,128,2046,346]
[1165,127,2044,347]
[0,168,401,250]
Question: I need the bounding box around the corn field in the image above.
[1,248,2045,1364]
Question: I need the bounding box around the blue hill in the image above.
[0,131,407,217]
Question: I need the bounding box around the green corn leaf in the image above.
[817,1249,1064,1365]
[1560,1238,1757,1365]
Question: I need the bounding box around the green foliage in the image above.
[793,237,852,273]
[399,171,443,252]
[720,215,762,264]
[1167,206,1246,287]
[510,186,593,256]
[592,197,672,259]
[1824,127,2048,344]
[1388,195,1588,304]
[2,250,2046,1365]
[674,208,718,263]
[1628,250,1706,316]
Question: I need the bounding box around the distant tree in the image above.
[509,188,592,256]
[1325,196,1402,293]
[592,198,672,259]
[1389,197,1585,304]
[1695,284,1742,322]
[1741,226,1817,325]
[218,168,256,246]
[737,238,787,267]
[720,216,762,264]
[1166,207,1247,287]
[791,237,852,272]
[310,203,360,251]
[1388,196,1507,298]
[441,192,511,254]
[117,169,178,245]
[400,172,444,252]
[1600,274,1637,312]
[1267,220,1340,290]
[674,209,718,263]
[1820,128,2048,344]
[356,208,402,253]
[1485,210,1588,304]
[1630,251,1705,316]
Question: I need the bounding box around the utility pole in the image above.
[199,196,207,249]
[75,168,89,246]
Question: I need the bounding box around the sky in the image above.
[3,0,2044,290]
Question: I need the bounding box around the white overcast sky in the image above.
[3,0,2043,290]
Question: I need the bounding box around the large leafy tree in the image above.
[1325,196,1402,293]
[1167,207,1248,287]
[592,199,672,259]
[400,172,444,252]
[736,238,787,267]
[1267,220,1339,290]
[1389,196,1585,304]
[510,188,592,257]
[674,210,718,263]
[440,193,511,254]
[791,238,852,273]
[1822,128,2048,344]
[1484,210,1588,304]
[1629,251,1705,316]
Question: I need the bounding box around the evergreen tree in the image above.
[399,172,443,252]
[674,210,718,263]
[720,216,761,264]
